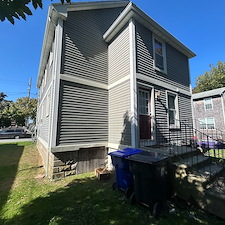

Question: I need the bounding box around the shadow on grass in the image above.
[0,143,24,222]
[2,176,156,225]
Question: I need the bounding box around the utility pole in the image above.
[26,77,32,127]
[28,77,32,100]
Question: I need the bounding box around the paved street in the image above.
[0,138,33,143]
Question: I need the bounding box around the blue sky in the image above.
[1,0,225,101]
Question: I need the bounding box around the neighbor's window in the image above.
[153,37,167,73]
[204,97,213,110]
[167,92,179,127]
[199,118,215,129]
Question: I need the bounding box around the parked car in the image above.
[0,128,31,139]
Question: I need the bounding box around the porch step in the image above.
[171,146,197,156]
[174,154,210,168]
[199,171,225,220]
[197,163,224,181]
[143,145,197,157]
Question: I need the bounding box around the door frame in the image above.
[137,83,156,147]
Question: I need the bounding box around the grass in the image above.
[208,149,225,159]
[0,142,224,225]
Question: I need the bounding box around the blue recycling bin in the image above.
[108,148,142,194]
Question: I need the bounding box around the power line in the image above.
[0,78,28,85]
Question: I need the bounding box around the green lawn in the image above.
[0,142,224,225]
[208,149,225,159]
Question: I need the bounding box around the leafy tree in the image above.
[0,92,7,102]
[0,97,37,127]
[193,61,225,93]
[0,0,71,24]
[0,101,11,127]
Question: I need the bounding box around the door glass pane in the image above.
[168,94,176,125]
[139,90,149,115]
[168,95,175,109]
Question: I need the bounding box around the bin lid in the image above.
[108,148,142,158]
[128,151,168,164]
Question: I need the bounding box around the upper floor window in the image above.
[153,37,167,73]
[204,97,213,110]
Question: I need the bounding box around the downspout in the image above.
[129,18,137,148]
[221,91,225,133]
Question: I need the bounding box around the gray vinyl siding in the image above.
[178,94,192,121]
[37,87,52,143]
[136,22,190,91]
[154,86,167,120]
[57,80,108,145]
[39,47,54,103]
[108,80,131,146]
[108,26,130,85]
[61,7,125,85]
[37,43,55,144]
[154,87,192,121]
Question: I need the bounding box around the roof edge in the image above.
[103,2,196,59]
[192,87,225,100]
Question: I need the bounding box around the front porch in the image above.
[140,118,225,220]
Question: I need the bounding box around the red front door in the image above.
[139,114,151,139]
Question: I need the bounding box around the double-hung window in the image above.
[167,92,179,128]
[204,97,213,110]
[153,37,167,73]
[199,118,215,129]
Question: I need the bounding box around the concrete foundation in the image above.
[37,140,107,179]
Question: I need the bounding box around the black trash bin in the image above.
[128,151,169,216]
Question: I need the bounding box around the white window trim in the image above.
[166,91,180,129]
[153,35,167,74]
[199,118,215,130]
[137,83,156,145]
[138,89,150,116]
[204,97,213,110]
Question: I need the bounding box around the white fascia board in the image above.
[51,142,108,153]
[103,2,133,42]
[137,73,191,96]
[37,7,59,88]
[103,2,196,59]
[37,6,67,89]
[60,73,108,90]
[66,1,129,12]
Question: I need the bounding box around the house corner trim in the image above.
[129,18,137,148]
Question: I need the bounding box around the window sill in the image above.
[169,125,180,130]
[154,66,167,75]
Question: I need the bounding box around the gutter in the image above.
[37,7,61,88]
[221,91,225,131]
